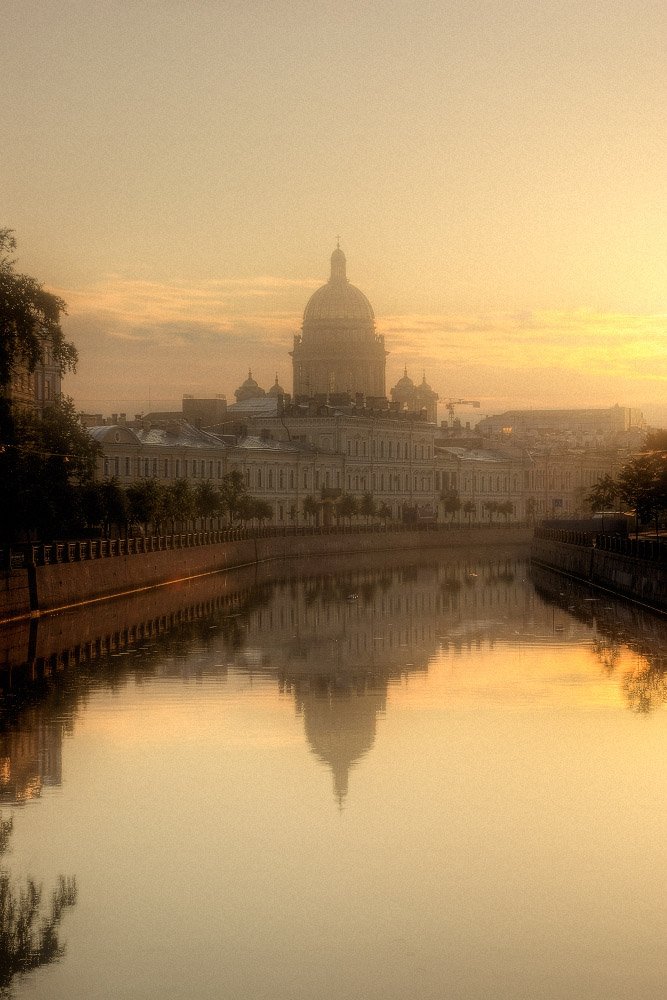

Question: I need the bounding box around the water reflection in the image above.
[531,563,667,713]
[1,549,666,813]
[1,548,667,999]
[0,815,76,998]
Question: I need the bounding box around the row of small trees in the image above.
[587,433,667,537]
[301,491,393,526]
[81,471,273,537]
[440,488,514,524]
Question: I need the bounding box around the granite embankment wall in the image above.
[531,528,666,612]
[1,525,532,624]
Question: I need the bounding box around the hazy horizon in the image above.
[2,0,665,425]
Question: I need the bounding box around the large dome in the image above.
[303,247,375,325]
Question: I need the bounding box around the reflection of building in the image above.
[298,680,387,806]
[291,246,387,400]
[0,706,63,804]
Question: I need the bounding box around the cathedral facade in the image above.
[290,245,387,400]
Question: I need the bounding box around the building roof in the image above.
[438,446,512,463]
[88,421,227,450]
[235,435,318,455]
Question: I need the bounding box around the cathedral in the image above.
[290,244,387,400]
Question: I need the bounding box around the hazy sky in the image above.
[2,0,665,423]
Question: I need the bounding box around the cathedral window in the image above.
[125,457,131,477]
[290,470,295,489]
[268,469,273,488]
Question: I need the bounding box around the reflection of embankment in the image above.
[0,548,531,806]
[531,563,667,713]
[0,545,528,678]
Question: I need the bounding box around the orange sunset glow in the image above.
[2,0,664,422]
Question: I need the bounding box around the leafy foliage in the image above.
[0,230,77,388]
[0,397,100,542]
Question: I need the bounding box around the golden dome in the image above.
[302,247,375,326]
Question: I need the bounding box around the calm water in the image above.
[1,548,666,1000]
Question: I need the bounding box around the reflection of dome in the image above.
[298,680,387,806]
[235,370,266,402]
[267,375,285,397]
[303,248,375,325]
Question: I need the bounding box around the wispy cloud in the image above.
[59,275,667,423]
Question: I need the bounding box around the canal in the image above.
[0,546,666,999]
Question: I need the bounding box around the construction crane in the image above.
[444,399,481,427]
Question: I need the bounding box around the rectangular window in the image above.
[175,459,181,477]
[125,457,130,477]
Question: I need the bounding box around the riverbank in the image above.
[531,528,666,614]
[1,524,532,624]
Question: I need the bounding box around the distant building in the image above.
[390,369,439,422]
[291,245,387,399]
[476,405,645,447]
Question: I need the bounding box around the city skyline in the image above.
[2,0,665,423]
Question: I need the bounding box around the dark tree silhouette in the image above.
[0,814,77,996]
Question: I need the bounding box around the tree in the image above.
[463,500,475,525]
[126,479,164,535]
[644,429,667,451]
[0,396,100,542]
[194,479,221,528]
[302,494,319,526]
[497,500,514,523]
[337,493,357,526]
[441,488,461,522]
[359,491,376,524]
[164,479,194,532]
[100,478,129,537]
[249,498,273,526]
[0,229,77,390]
[586,474,619,513]
[377,502,392,524]
[220,470,248,524]
[617,453,667,539]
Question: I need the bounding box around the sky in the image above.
[1,0,665,424]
